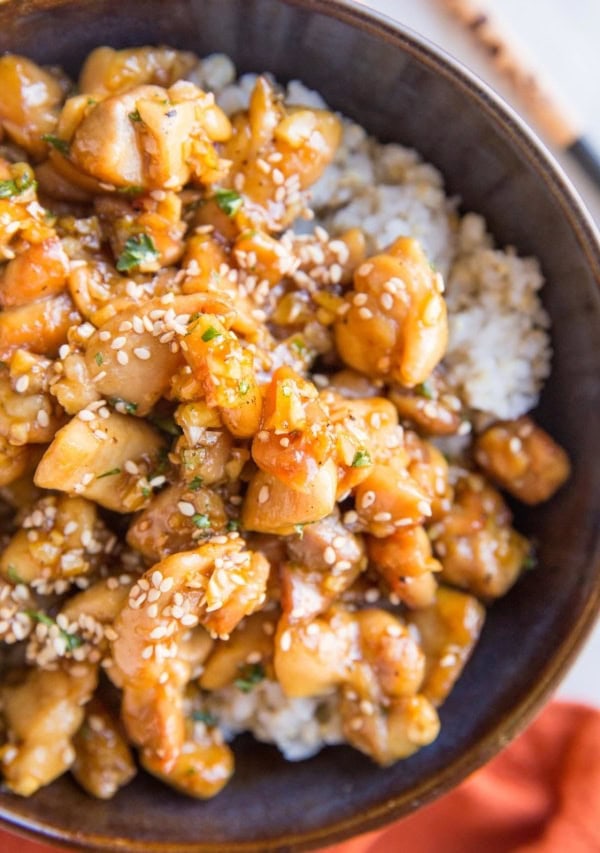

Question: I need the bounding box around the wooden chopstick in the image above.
[437,0,600,190]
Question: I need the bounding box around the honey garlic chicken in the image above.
[0,44,568,801]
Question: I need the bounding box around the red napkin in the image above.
[1,701,599,853]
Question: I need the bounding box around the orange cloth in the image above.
[1,702,599,853]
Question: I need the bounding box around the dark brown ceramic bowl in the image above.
[0,0,599,850]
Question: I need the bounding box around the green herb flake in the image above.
[97,467,121,479]
[523,553,537,572]
[41,134,70,155]
[0,171,36,199]
[290,337,306,355]
[415,380,434,400]
[226,519,240,532]
[141,486,152,498]
[189,476,203,491]
[110,397,138,415]
[87,97,97,106]
[116,233,159,272]
[128,109,142,122]
[192,513,211,529]
[214,188,243,217]
[234,662,265,693]
[148,413,182,437]
[293,523,305,538]
[95,352,104,367]
[116,185,144,197]
[192,709,217,726]
[201,326,220,343]
[25,610,83,652]
[6,565,24,585]
[351,449,372,468]
[238,379,250,395]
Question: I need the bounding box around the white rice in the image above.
[188,54,553,759]
[205,680,343,761]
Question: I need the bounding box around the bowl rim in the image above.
[1,0,600,851]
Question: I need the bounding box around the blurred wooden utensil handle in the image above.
[439,0,600,189]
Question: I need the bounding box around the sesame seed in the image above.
[116,351,129,366]
[15,375,29,393]
[160,577,174,593]
[373,511,392,522]
[380,292,394,311]
[324,546,336,565]
[358,307,373,320]
[151,570,163,588]
[78,409,95,422]
[37,410,50,428]
[99,330,111,341]
[134,347,151,360]
[509,436,522,453]
[279,629,292,651]
[178,501,196,517]
[360,490,376,509]
[258,485,270,504]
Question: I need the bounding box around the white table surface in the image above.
[362,0,600,706]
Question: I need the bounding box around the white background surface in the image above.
[362,0,600,705]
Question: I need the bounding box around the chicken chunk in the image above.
[430,471,531,599]
[474,417,570,505]
[69,82,231,191]
[79,46,198,97]
[334,237,448,387]
[0,664,97,796]
[408,586,485,706]
[72,698,137,799]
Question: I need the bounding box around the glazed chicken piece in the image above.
[0,494,115,589]
[127,481,228,563]
[368,525,441,609]
[0,664,97,796]
[274,605,439,765]
[281,511,367,621]
[408,586,486,707]
[78,46,198,97]
[217,76,341,231]
[34,409,166,513]
[112,537,269,767]
[474,416,570,505]
[430,471,531,599]
[59,81,231,191]
[0,55,67,158]
[334,237,448,387]
[389,370,463,436]
[71,698,137,799]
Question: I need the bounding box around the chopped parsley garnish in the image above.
[141,486,152,498]
[189,476,203,491]
[234,662,265,693]
[226,519,240,532]
[192,709,217,726]
[95,352,104,366]
[148,413,182,436]
[214,188,243,217]
[116,185,144,196]
[116,233,159,272]
[0,171,36,199]
[415,379,434,399]
[128,109,142,122]
[192,513,211,529]
[97,467,121,479]
[87,97,97,106]
[238,379,250,395]
[41,134,70,155]
[201,326,220,343]
[290,337,306,355]
[25,610,83,652]
[294,523,305,538]
[6,565,24,585]
[351,450,372,468]
[523,553,537,572]
[109,397,138,415]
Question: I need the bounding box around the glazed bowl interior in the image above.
[0,0,599,850]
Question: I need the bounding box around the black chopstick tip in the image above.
[567,136,600,192]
